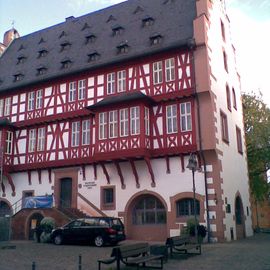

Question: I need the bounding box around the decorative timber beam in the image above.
[81,165,86,180]
[129,159,140,188]
[4,173,15,196]
[38,169,42,184]
[165,156,171,174]
[93,163,97,180]
[114,161,126,189]
[144,157,156,187]
[180,154,185,172]
[100,162,110,185]
[28,171,32,185]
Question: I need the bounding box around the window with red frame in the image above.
[236,126,243,154]
[220,111,229,143]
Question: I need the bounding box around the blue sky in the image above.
[0,0,269,106]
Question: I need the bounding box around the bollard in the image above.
[32,261,36,270]
[78,254,82,270]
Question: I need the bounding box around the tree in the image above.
[242,92,270,202]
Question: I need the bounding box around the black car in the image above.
[50,217,126,247]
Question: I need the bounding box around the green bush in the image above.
[40,217,55,233]
[185,218,207,241]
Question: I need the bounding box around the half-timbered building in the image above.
[0,0,253,242]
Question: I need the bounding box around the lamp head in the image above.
[186,153,198,171]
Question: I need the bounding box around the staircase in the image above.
[56,207,88,220]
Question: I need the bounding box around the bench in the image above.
[98,242,164,270]
[166,235,201,257]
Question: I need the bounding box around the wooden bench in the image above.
[98,242,164,270]
[166,235,201,257]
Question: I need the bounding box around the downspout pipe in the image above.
[188,39,211,243]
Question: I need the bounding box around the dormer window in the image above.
[61,59,72,69]
[142,16,154,27]
[60,41,71,52]
[85,34,96,44]
[36,66,47,76]
[81,23,90,31]
[59,31,67,39]
[88,52,100,62]
[112,25,124,36]
[17,55,26,64]
[38,38,45,44]
[18,44,25,51]
[38,49,48,58]
[13,73,24,82]
[150,34,163,45]
[117,42,129,54]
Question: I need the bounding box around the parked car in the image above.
[50,217,126,247]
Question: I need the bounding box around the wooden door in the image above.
[60,178,72,208]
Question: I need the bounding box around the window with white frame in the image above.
[130,106,140,135]
[78,79,86,100]
[4,97,11,116]
[28,129,36,152]
[153,61,163,84]
[5,131,13,155]
[180,102,192,132]
[36,89,43,109]
[120,108,128,137]
[109,110,118,138]
[145,107,150,136]
[0,99,3,117]
[37,127,45,151]
[117,70,126,92]
[71,121,80,147]
[99,112,107,140]
[28,91,35,111]
[69,81,76,102]
[166,104,177,134]
[82,120,90,145]
[107,73,115,94]
[165,58,175,82]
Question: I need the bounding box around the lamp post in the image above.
[186,153,198,243]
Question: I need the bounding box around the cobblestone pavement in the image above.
[0,233,270,270]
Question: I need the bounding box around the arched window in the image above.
[132,196,166,225]
[176,198,200,217]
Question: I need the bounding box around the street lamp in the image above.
[186,153,198,243]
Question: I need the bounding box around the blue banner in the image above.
[23,195,53,209]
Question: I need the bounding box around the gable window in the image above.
[28,129,36,153]
[180,102,192,132]
[176,198,200,217]
[69,81,76,102]
[88,52,100,62]
[117,70,126,92]
[112,26,124,36]
[150,34,163,46]
[130,106,140,135]
[82,120,90,145]
[145,107,150,136]
[38,49,48,58]
[4,97,11,116]
[37,127,45,151]
[37,67,47,76]
[0,99,4,117]
[5,131,13,155]
[17,56,26,64]
[142,17,154,27]
[153,61,163,84]
[14,74,24,82]
[107,73,115,95]
[232,88,237,110]
[99,112,107,140]
[166,104,177,134]
[85,34,96,44]
[109,110,118,138]
[117,44,129,54]
[36,89,43,109]
[236,126,243,154]
[220,111,229,143]
[226,85,231,111]
[28,91,35,111]
[60,41,71,51]
[61,59,72,69]
[165,58,175,82]
[71,121,80,147]
[78,79,86,100]
[120,108,128,137]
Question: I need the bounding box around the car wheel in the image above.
[54,235,63,245]
[94,236,104,247]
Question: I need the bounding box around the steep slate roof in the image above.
[0,0,197,93]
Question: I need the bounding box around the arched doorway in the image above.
[127,194,167,241]
[0,200,12,217]
[235,196,245,239]
[28,212,44,240]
